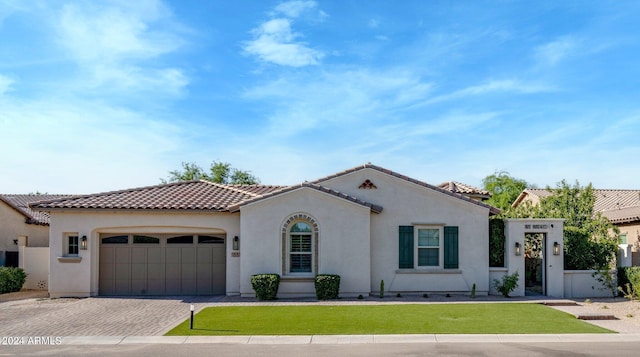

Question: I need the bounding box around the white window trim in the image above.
[281,214,319,277]
[64,233,80,257]
[414,225,444,269]
[287,229,314,275]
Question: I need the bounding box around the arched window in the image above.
[282,214,319,275]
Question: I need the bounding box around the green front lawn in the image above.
[165,303,612,335]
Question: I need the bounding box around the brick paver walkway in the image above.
[0,296,223,336]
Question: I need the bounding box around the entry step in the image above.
[576,314,618,320]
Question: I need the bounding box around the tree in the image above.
[510,180,618,270]
[482,171,528,211]
[162,161,260,185]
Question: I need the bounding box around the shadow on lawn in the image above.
[190,328,240,333]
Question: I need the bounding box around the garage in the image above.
[99,233,226,296]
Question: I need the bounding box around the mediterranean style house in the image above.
[31,164,508,298]
[513,188,640,266]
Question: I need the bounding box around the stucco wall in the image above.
[318,168,492,295]
[564,270,615,298]
[19,246,49,290]
[0,203,49,265]
[47,211,240,298]
[239,187,372,297]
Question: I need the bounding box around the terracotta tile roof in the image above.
[29,181,285,212]
[28,164,500,216]
[228,183,384,213]
[514,188,640,224]
[311,163,501,215]
[438,181,491,199]
[0,194,70,225]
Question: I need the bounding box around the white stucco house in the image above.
[31,164,580,299]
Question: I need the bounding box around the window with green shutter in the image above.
[444,226,459,269]
[399,226,414,268]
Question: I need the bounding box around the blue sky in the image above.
[1,0,639,194]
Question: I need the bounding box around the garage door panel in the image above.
[182,279,197,294]
[101,247,115,263]
[147,248,161,263]
[196,264,211,281]
[131,248,147,263]
[211,247,225,261]
[115,279,130,294]
[131,264,146,280]
[165,248,180,263]
[147,263,162,280]
[181,248,195,263]
[197,248,212,263]
[101,279,115,295]
[165,279,180,294]
[147,280,163,294]
[115,248,130,264]
[181,264,195,279]
[166,264,180,280]
[100,234,226,296]
[131,279,146,294]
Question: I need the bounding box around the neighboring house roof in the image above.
[0,194,70,225]
[30,181,285,212]
[228,182,384,213]
[310,164,500,215]
[512,188,640,224]
[437,181,491,200]
[30,164,500,215]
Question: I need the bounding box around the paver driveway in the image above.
[0,296,222,336]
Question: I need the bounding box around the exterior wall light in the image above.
[13,239,18,245]
[80,235,88,250]
[515,242,522,256]
[233,236,239,250]
[553,241,560,255]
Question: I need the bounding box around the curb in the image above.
[55,333,640,345]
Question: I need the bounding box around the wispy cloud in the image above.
[244,68,433,135]
[272,0,317,18]
[0,74,13,95]
[243,1,325,67]
[535,36,579,66]
[409,79,554,109]
[52,0,188,95]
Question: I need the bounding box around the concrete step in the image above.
[576,314,618,320]
[541,301,578,306]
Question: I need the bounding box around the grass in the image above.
[165,303,613,335]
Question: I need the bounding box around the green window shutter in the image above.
[444,226,459,269]
[399,226,414,269]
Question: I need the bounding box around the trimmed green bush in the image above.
[250,274,280,300]
[314,274,340,300]
[0,267,27,294]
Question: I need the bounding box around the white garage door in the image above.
[99,234,226,296]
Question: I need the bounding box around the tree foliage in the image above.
[162,161,260,185]
[482,171,528,211]
[510,180,618,270]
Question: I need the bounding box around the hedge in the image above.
[314,274,340,300]
[250,274,280,300]
[0,267,27,294]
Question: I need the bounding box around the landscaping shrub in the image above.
[489,218,505,267]
[0,267,27,294]
[617,267,640,300]
[250,274,280,300]
[494,271,519,297]
[314,274,340,300]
